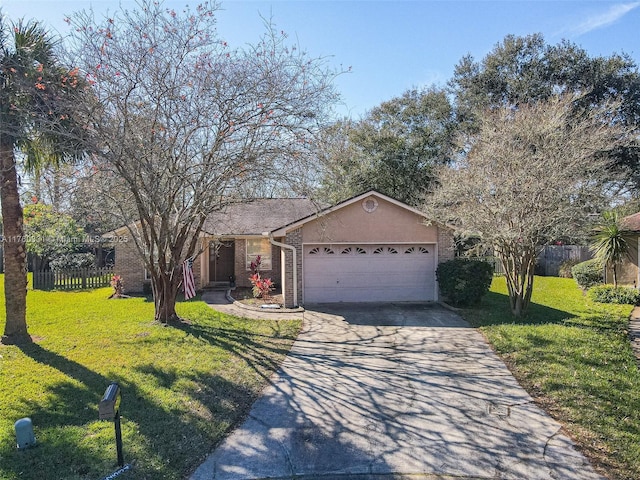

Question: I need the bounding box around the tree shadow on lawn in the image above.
[467,291,628,333]
[463,289,636,393]
[174,321,296,383]
[3,326,283,480]
[466,290,640,475]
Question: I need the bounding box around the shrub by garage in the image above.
[571,259,604,290]
[436,258,494,306]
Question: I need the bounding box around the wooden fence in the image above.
[469,245,591,277]
[468,256,505,275]
[32,267,114,291]
[536,245,592,276]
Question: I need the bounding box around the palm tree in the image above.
[591,211,630,288]
[1,15,83,344]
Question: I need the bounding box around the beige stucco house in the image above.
[113,191,455,307]
[615,212,640,286]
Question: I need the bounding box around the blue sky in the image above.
[1,0,639,118]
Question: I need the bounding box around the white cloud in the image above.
[569,2,640,36]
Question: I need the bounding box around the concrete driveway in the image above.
[190,303,604,480]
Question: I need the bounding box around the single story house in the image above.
[113,191,455,307]
[616,212,640,286]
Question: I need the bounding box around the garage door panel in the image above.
[304,244,435,303]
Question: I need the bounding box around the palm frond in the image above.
[591,211,630,286]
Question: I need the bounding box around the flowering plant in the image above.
[250,255,262,274]
[110,275,124,297]
[250,273,274,299]
[249,255,273,299]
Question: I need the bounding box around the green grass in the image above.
[461,276,640,480]
[0,278,300,480]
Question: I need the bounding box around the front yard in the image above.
[461,276,640,480]
[0,280,300,480]
[1,275,638,479]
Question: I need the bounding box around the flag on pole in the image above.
[182,258,196,300]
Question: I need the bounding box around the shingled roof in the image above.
[202,198,320,236]
[621,212,640,233]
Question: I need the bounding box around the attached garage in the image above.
[268,190,454,307]
[303,243,437,303]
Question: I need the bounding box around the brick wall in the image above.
[437,226,455,264]
[115,238,203,294]
[234,238,247,286]
[283,229,302,308]
[271,243,282,287]
[114,239,146,293]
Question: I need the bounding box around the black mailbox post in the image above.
[99,382,124,467]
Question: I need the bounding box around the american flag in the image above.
[182,258,196,300]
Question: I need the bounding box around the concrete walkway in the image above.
[201,290,304,320]
[191,301,604,480]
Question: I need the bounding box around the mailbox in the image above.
[99,382,121,420]
[99,382,125,467]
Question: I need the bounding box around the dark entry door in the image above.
[209,240,235,282]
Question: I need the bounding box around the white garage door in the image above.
[303,244,436,303]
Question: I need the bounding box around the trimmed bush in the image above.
[571,259,603,289]
[558,259,580,278]
[436,258,494,306]
[588,284,640,305]
[49,252,96,271]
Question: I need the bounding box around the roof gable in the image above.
[270,190,428,236]
[621,212,640,233]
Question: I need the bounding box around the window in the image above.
[308,246,334,255]
[404,246,429,254]
[246,238,272,270]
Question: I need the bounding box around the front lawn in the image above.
[461,276,640,480]
[0,282,300,480]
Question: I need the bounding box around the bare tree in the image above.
[67,0,341,323]
[424,95,634,317]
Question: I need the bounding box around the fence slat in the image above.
[466,256,504,275]
[33,267,114,291]
[465,246,591,278]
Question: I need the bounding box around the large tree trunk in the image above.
[1,143,30,345]
[151,271,180,324]
[500,248,537,318]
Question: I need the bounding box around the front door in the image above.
[209,240,235,282]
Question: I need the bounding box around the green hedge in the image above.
[571,259,603,289]
[436,258,494,306]
[588,284,640,305]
